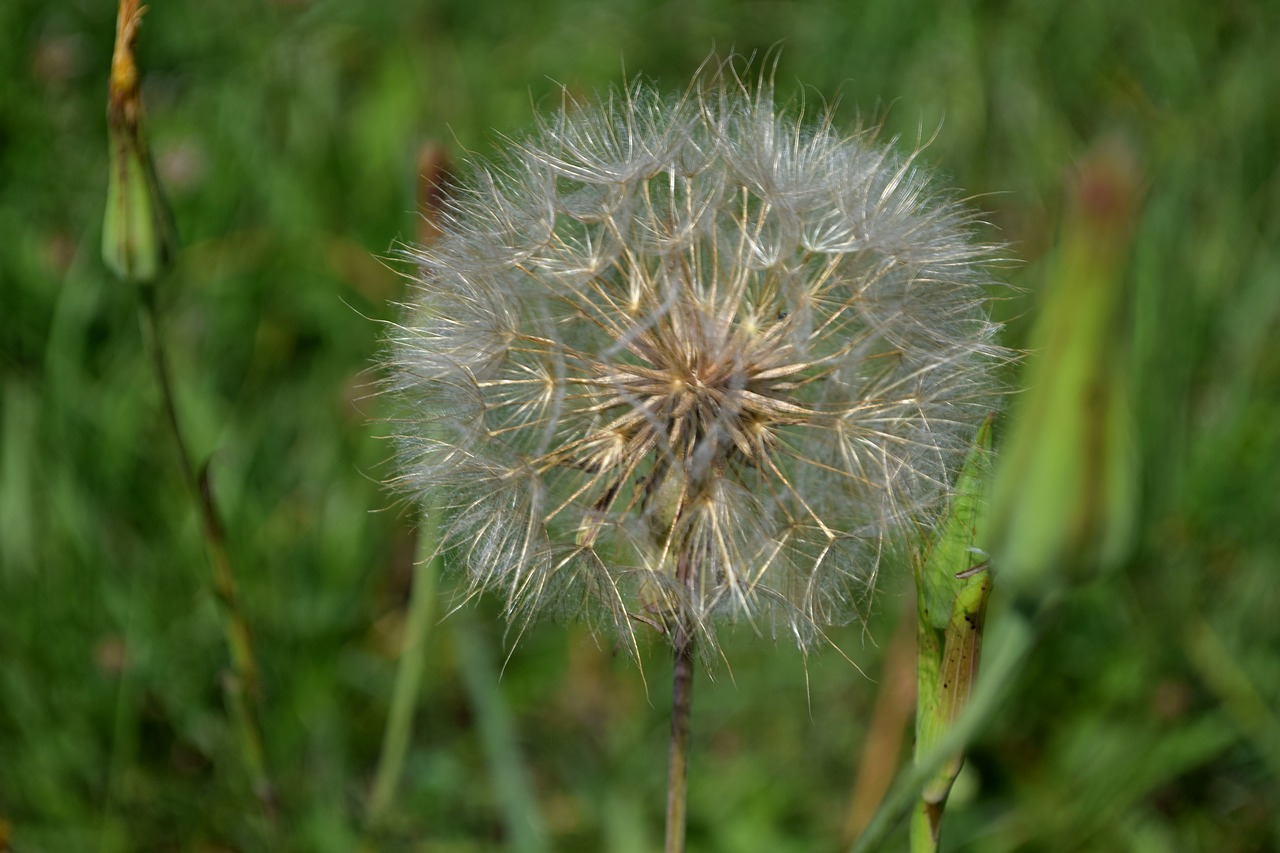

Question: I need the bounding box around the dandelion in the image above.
[384,58,1003,849]
[386,61,1001,658]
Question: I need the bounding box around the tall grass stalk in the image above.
[102,0,275,828]
[366,513,439,826]
[138,293,276,823]
[366,142,454,830]
[451,609,549,853]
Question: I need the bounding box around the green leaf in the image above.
[986,141,1140,594]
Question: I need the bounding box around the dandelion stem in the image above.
[137,289,276,826]
[665,637,694,853]
[665,549,697,853]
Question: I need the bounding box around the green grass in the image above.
[3,0,1279,849]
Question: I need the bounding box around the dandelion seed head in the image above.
[386,61,1005,657]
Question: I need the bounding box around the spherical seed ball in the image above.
[385,67,1004,657]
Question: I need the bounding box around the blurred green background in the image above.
[3,0,1279,850]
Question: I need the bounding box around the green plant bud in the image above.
[102,0,176,284]
[918,414,994,631]
[986,139,1140,595]
[913,416,994,849]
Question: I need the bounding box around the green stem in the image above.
[100,552,143,850]
[367,519,440,825]
[451,608,548,852]
[137,290,275,822]
[910,569,993,853]
[1183,615,1280,778]
[851,603,1038,853]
